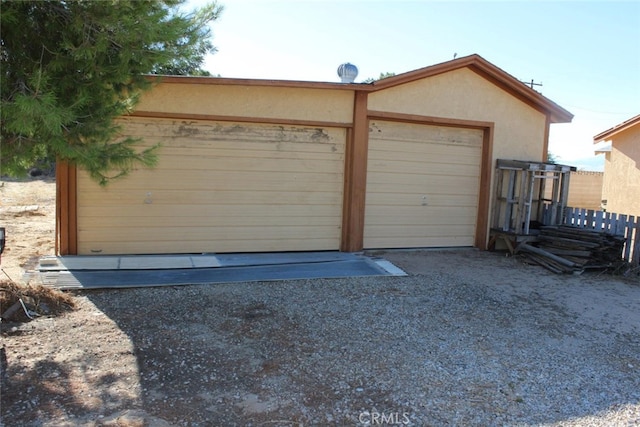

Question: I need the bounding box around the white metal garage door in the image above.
[364,120,483,248]
[76,118,346,254]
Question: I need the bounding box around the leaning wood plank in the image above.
[562,256,589,266]
[556,226,611,237]
[522,253,561,273]
[541,225,608,238]
[558,225,611,235]
[540,230,605,244]
[518,243,578,268]
[538,235,601,249]
[538,247,592,258]
[525,253,572,274]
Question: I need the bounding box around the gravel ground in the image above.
[2,249,639,426]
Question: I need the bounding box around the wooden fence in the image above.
[562,207,640,266]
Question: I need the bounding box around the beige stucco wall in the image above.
[369,69,547,161]
[601,126,640,216]
[566,171,603,211]
[135,82,355,124]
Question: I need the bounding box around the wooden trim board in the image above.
[130,110,353,129]
[341,91,369,251]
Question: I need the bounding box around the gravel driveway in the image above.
[2,249,639,426]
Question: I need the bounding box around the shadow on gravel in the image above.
[1,347,138,424]
[4,251,639,426]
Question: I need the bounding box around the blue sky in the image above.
[187,0,640,170]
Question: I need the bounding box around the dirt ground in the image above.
[1,178,639,426]
[0,177,56,284]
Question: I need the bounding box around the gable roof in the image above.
[149,54,573,124]
[369,54,573,123]
[593,114,640,143]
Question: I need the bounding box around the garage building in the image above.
[56,54,573,255]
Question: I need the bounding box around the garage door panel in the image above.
[79,224,340,243]
[366,183,480,197]
[151,154,342,174]
[368,139,481,159]
[367,159,480,176]
[370,120,482,143]
[82,237,339,255]
[364,120,482,249]
[78,169,343,192]
[159,145,342,161]
[78,226,341,254]
[78,189,343,207]
[365,192,478,208]
[116,135,342,154]
[368,157,479,173]
[365,235,475,249]
[365,207,478,225]
[78,204,339,219]
[365,223,476,237]
[78,118,345,254]
[366,173,480,190]
[366,194,478,206]
[78,214,340,229]
[120,119,340,145]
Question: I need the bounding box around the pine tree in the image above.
[1,0,223,185]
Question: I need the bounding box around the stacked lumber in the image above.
[516,225,626,274]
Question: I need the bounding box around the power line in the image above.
[561,104,638,116]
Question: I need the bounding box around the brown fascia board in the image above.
[143,74,368,91]
[369,54,574,124]
[593,113,640,143]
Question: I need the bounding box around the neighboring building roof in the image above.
[149,54,574,124]
[593,113,640,143]
[594,141,612,154]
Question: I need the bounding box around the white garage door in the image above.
[77,118,346,254]
[364,120,483,248]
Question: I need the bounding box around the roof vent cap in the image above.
[337,63,358,83]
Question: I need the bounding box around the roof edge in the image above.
[593,113,640,142]
[143,74,368,91]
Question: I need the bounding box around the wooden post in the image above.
[632,219,640,266]
[340,90,369,252]
[623,215,633,262]
[557,169,571,225]
[55,160,77,256]
[535,171,547,223]
[550,172,562,225]
[503,169,516,231]
[492,167,504,230]
[515,168,528,234]
[523,170,536,234]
